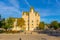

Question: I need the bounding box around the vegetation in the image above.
[38,22,45,30]
[58,23,60,28]
[0,14,60,33]
[17,18,25,30]
[0,15,25,32]
[38,21,60,30]
[0,14,3,28]
[49,21,59,30]
[0,20,2,28]
[2,17,15,31]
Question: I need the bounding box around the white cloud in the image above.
[8,0,19,9]
[35,8,60,17]
[0,6,22,18]
[24,0,31,7]
[0,0,22,18]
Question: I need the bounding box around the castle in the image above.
[22,8,40,31]
[12,7,40,31]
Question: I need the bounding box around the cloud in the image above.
[0,0,22,18]
[8,0,20,9]
[35,8,60,23]
[0,6,21,18]
[35,8,60,17]
[0,0,60,23]
[24,0,31,7]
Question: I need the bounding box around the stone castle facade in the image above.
[22,8,40,31]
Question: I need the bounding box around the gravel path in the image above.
[0,32,60,40]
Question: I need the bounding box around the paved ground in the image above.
[0,32,60,40]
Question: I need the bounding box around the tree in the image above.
[17,18,25,30]
[1,18,5,26]
[58,23,60,28]
[38,22,45,30]
[0,14,1,20]
[2,17,15,31]
[0,14,2,28]
[3,24,10,31]
[6,17,15,26]
[0,21,2,28]
[50,21,59,30]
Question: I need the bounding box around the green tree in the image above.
[58,23,60,28]
[6,17,15,26]
[17,18,25,30]
[38,22,45,30]
[1,18,5,28]
[50,21,59,30]
[0,14,2,28]
[2,17,15,31]
[0,21,2,28]
[0,14,1,20]
[3,24,10,31]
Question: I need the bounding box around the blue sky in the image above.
[0,0,60,23]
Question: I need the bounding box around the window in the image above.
[37,20,38,22]
[32,24,33,25]
[37,24,38,25]
[32,20,33,22]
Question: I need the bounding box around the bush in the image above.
[0,30,5,33]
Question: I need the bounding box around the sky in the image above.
[0,0,60,23]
